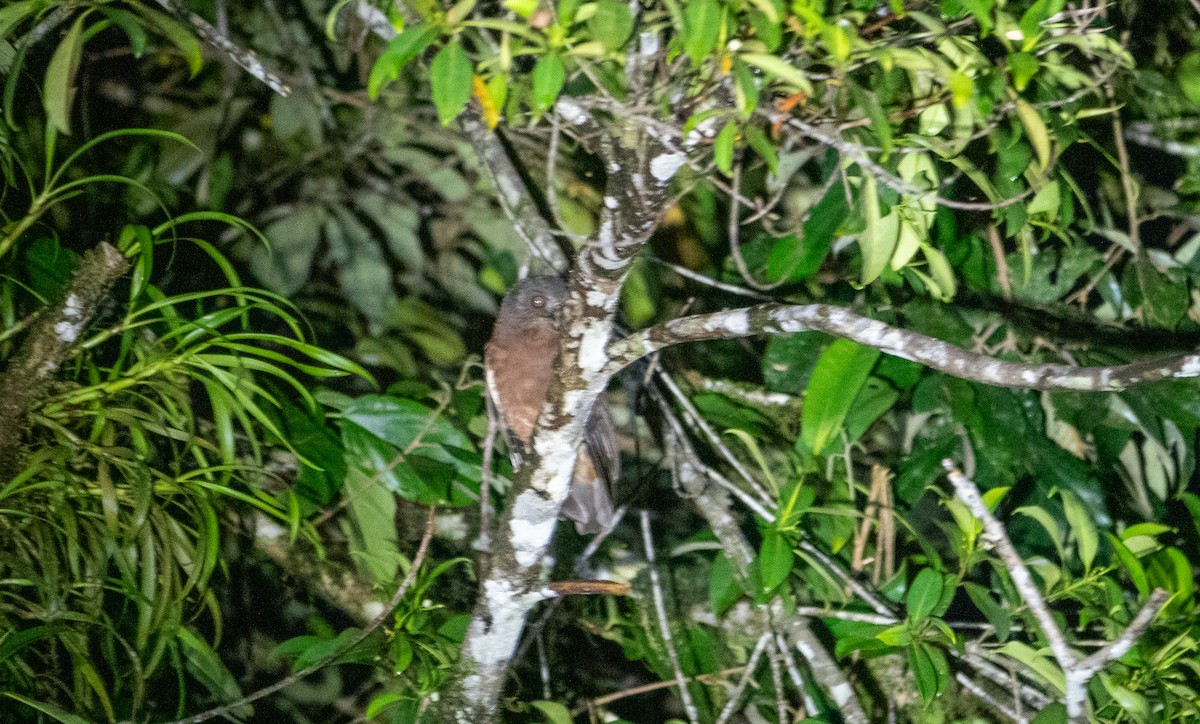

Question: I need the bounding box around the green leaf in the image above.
[1177,52,1200,106]
[43,14,85,134]
[739,53,813,93]
[1107,533,1148,598]
[767,180,848,281]
[906,568,944,621]
[3,694,93,724]
[908,643,938,700]
[446,0,477,25]
[683,0,721,65]
[1059,489,1098,572]
[1008,51,1039,91]
[802,340,880,455]
[743,124,777,174]
[369,24,439,99]
[588,0,634,51]
[758,529,793,594]
[1014,97,1050,170]
[531,53,565,117]
[963,582,1012,642]
[998,641,1067,693]
[1014,505,1065,562]
[860,175,897,285]
[366,693,407,718]
[875,624,913,646]
[714,120,736,176]
[531,700,573,724]
[0,1,44,41]
[133,7,203,76]
[430,39,473,125]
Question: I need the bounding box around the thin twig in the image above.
[641,510,701,724]
[715,633,771,724]
[944,460,1169,722]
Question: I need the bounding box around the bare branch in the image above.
[944,461,1170,722]
[606,302,1200,391]
[641,510,701,724]
[154,0,291,96]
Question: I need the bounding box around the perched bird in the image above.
[484,275,619,534]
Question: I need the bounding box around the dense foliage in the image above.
[2,0,1200,722]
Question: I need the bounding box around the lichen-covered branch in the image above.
[605,303,1200,391]
[427,107,674,722]
[0,242,129,479]
[154,0,291,96]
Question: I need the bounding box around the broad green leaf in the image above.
[963,582,1012,642]
[1014,97,1050,170]
[740,53,814,93]
[133,7,203,76]
[1014,505,1065,562]
[743,124,777,174]
[714,120,735,176]
[921,244,956,300]
[446,0,477,25]
[997,641,1066,692]
[1008,51,1039,91]
[43,14,85,134]
[875,624,912,646]
[1178,52,1200,106]
[366,693,406,718]
[802,340,880,455]
[767,180,848,281]
[531,700,573,724]
[430,39,473,125]
[908,643,937,700]
[906,568,943,621]
[588,0,634,51]
[860,174,898,284]
[759,529,793,594]
[531,53,565,117]
[0,1,44,41]
[683,0,720,65]
[1107,533,1148,598]
[369,24,439,99]
[1058,489,1098,572]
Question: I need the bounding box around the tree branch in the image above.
[428,106,675,722]
[605,303,1200,391]
[944,461,1170,722]
[0,242,129,480]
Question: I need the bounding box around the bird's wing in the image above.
[584,395,621,490]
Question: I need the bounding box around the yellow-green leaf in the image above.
[1014,96,1050,170]
[43,14,85,134]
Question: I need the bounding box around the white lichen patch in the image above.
[638,31,660,57]
[604,196,619,209]
[509,490,559,567]
[556,98,588,125]
[459,579,554,707]
[721,311,750,336]
[586,289,610,308]
[1179,357,1200,377]
[577,328,610,376]
[361,601,385,620]
[54,294,85,343]
[649,152,686,183]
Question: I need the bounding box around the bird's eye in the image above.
[531,295,547,309]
